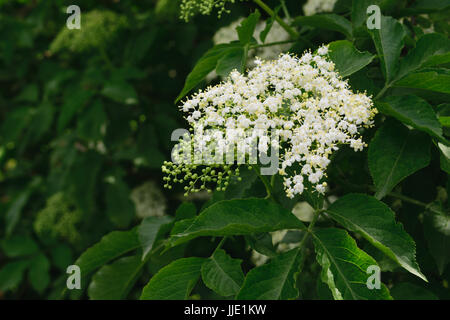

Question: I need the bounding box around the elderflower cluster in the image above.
[130,181,167,219]
[164,47,376,198]
[213,18,291,61]
[303,0,337,16]
[180,0,241,22]
[34,193,83,245]
[50,10,128,54]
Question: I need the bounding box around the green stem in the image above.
[250,39,297,49]
[386,191,444,215]
[280,0,291,20]
[298,209,320,249]
[214,236,228,253]
[253,166,275,200]
[253,0,299,39]
[375,83,389,100]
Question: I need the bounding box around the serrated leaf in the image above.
[138,216,173,260]
[368,120,431,199]
[394,70,450,94]
[216,47,245,76]
[237,248,301,300]
[201,249,244,297]
[75,228,140,276]
[236,10,260,45]
[424,210,450,275]
[377,95,444,141]
[88,255,144,300]
[328,40,375,77]
[326,193,426,281]
[395,33,450,82]
[168,198,305,247]
[176,43,243,102]
[369,16,405,83]
[140,257,205,300]
[312,228,392,300]
[294,14,352,39]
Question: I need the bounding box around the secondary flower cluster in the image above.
[303,0,337,16]
[164,46,377,198]
[180,0,241,21]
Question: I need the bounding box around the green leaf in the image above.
[395,33,450,82]
[175,202,197,221]
[0,260,29,292]
[393,70,450,94]
[28,253,50,294]
[236,10,260,45]
[368,120,431,199]
[369,16,405,83]
[140,257,205,300]
[5,177,41,236]
[246,232,277,258]
[0,235,39,258]
[439,116,450,127]
[20,103,54,151]
[391,283,438,300]
[294,14,352,39]
[424,210,450,275]
[326,194,426,281]
[75,228,140,276]
[176,43,243,102]
[328,40,375,77]
[437,142,450,174]
[377,95,444,141]
[77,100,107,141]
[311,228,392,300]
[405,0,450,13]
[105,177,135,228]
[259,7,280,43]
[138,216,173,260]
[88,255,144,300]
[168,198,305,247]
[216,47,245,77]
[237,248,301,300]
[57,87,93,133]
[201,249,244,297]
[101,81,138,105]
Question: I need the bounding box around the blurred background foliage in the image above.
[0,0,449,300]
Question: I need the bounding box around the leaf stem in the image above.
[250,39,297,49]
[253,165,275,200]
[280,0,291,21]
[385,191,444,215]
[253,0,299,39]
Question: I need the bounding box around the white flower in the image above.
[303,0,337,16]
[167,49,377,197]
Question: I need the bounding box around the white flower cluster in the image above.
[131,181,167,219]
[303,0,337,16]
[174,47,376,198]
[213,18,291,61]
